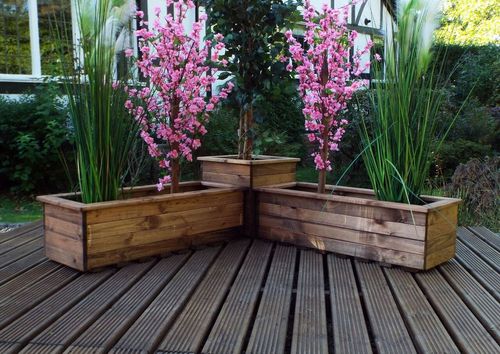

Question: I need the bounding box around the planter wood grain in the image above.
[255,182,461,270]
[37,182,244,271]
[198,155,300,188]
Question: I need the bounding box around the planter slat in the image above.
[38,182,244,271]
[256,183,460,270]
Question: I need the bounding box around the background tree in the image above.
[201,0,301,159]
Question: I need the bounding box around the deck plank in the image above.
[246,245,296,354]
[19,261,154,353]
[455,241,500,300]
[0,270,113,353]
[108,246,222,354]
[457,228,500,271]
[384,268,459,353]
[0,260,60,300]
[0,236,43,269]
[355,261,417,354]
[201,240,273,354]
[328,255,372,354]
[155,240,251,354]
[0,221,43,244]
[65,253,190,354]
[0,228,43,256]
[0,249,47,286]
[468,226,500,252]
[0,266,79,329]
[439,259,500,342]
[416,269,500,354]
[291,250,328,354]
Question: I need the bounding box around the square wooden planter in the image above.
[255,182,461,270]
[37,182,244,271]
[198,155,300,188]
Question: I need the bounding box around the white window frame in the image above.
[0,0,78,83]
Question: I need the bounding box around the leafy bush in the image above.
[0,84,73,194]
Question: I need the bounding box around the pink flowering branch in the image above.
[285,0,372,193]
[125,0,233,192]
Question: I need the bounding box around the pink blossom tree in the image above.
[285,1,372,193]
[126,0,233,193]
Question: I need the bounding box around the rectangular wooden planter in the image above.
[37,182,244,271]
[255,182,461,270]
[198,155,301,188]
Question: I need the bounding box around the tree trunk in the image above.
[243,106,253,160]
[170,100,180,194]
[318,169,326,194]
[170,157,180,194]
[317,117,330,194]
[238,108,245,159]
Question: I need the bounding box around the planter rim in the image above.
[255,182,462,213]
[197,154,301,165]
[37,181,244,212]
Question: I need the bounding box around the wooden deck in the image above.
[0,222,499,354]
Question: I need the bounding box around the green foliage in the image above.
[436,0,500,46]
[55,0,138,203]
[201,0,301,158]
[0,195,42,223]
[360,1,454,204]
[0,84,74,194]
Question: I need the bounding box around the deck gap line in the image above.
[412,272,468,352]
[0,271,82,331]
[240,241,276,354]
[0,251,47,287]
[0,244,44,271]
[0,236,42,257]
[52,259,159,354]
[351,259,379,354]
[0,222,43,244]
[454,241,500,301]
[102,250,194,353]
[192,239,255,354]
[457,229,500,272]
[283,247,300,354]
[467,227,500,252]
[141,247,222,354]
[323,253,334,354]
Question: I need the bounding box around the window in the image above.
[0,0,73,80]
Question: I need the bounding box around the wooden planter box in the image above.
[255,182,461,270]
[37,182,244,271]
[198,155,300,188]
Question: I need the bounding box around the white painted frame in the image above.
[0,0,78,83]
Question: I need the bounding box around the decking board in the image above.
[246,245,296,354]
[416,270,499,354]
[355,261,417,354]
[384,268,459,353]
[65,253,189,354]
[457,228,500,271]
[455,241,500,300]
[19,261,153,353]
[109,247,222,353]
[201,241,273,354]
[328,255,372,354]
[468,226,500,252]
[291,250,328,354]
[156,240,251,353]
[0,222,498,354]
[439,259,500,341]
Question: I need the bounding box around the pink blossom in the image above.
[124,48,134,57]
[127,0,232,190]
[286,0,371,172]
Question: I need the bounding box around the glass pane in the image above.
[38,0,72,75]
[0,0,31,74]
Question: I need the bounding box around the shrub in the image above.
[446,157,499,231]
[0,84,74,194]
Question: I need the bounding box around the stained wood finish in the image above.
[256,183,460,270]
[198,155,300,188]
[0,223,499,354]
[37,182,244,271]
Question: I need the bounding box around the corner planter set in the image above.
[37,155,460,271]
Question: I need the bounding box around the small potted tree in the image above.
[37,0,243,271]
[255,0,461,270]
[197,0,301,189]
